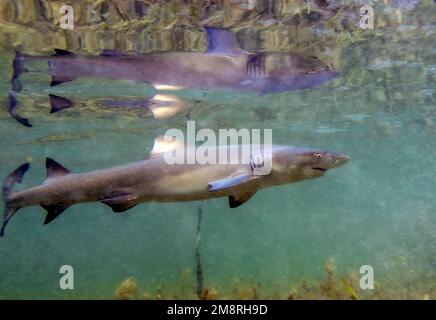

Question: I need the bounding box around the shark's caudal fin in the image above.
[11,51,24,92]
[205,27,247,55]
[8,93,32,127]
[8,51,33,127]
[1,163,30,237]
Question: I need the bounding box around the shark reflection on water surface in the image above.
[9,27,339,126]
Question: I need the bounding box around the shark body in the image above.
[1,141,348,237]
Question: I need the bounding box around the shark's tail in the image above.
[1,163,30,237]
[9,51,32,127]
[11,50,24,92]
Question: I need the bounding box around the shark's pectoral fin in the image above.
[208,173,258,192]
[229,190,257,208]
[42,204,70,225]
[101,194,139,213]
[49,94,74,113]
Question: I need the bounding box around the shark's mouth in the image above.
[312,167,328,173]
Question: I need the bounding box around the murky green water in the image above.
[0,1,435,299]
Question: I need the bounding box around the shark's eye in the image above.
[314,153,322,161]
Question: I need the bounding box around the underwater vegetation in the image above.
[114,260,435,300]
[114,277,138,300]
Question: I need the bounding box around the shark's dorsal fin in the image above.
[46,158,71,180]
[148,94,192,120]
[208,173,258,192]
[205,27,246,55]
[148,135,188,159]
[229,190,257,208]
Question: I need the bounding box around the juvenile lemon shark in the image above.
[9,27,339,126]
[1,138,348,237]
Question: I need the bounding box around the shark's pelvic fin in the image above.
[101,194,138,213]
[208,173,258,192]
[205,27,247,55]
[229,190,257,208]
[46,158,71,180]
[42,204,70,225]
[49,94,74,113]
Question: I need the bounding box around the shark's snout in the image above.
[333,153,349,167]
[310,151,349,174]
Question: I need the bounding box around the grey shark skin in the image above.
[10,28,339,126]
[1,142,348,237]
[23,28,339,94]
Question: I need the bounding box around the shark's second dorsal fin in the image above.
[205,27,246,55]
[49,94,74,113]
[46,158,71,180]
